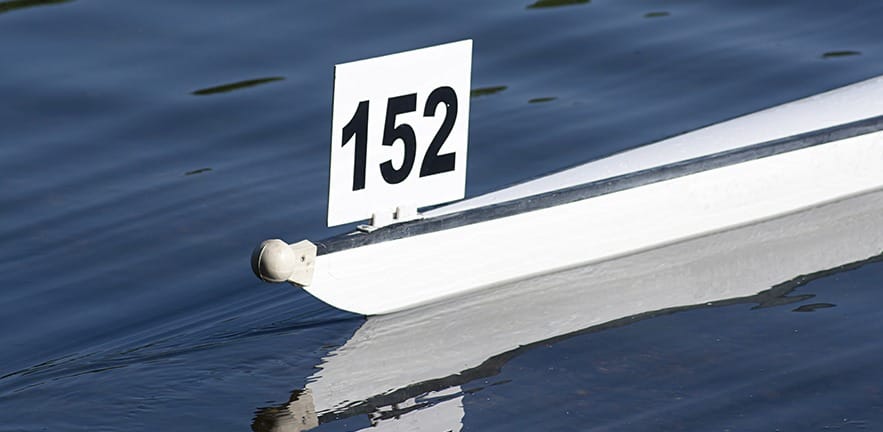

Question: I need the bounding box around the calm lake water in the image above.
[2,0,883,430]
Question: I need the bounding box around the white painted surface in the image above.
[426,75,883,216]
[329,40,472,226]
[306,132,883,314]
[290,190,883,425]
[364,389,463,432]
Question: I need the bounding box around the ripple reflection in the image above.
[0,0,71,15]
[192,77,285,96]
[822,50,862,59]
[526,0,589,10]
[470,85,507,98]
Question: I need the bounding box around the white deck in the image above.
[306,132,883,314]
[426,75,883,216]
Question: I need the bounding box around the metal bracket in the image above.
[286,240,317,286]
[357,205,422,233]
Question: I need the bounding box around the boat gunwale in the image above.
[315,114,883,255]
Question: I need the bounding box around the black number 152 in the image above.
[341,86,458,191]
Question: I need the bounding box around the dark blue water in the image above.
[2,0,882,430]
[459,260,883,431]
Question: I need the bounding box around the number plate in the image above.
[328,40,472,227]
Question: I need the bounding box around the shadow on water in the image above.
[192,77,285,96]
[793,302,836,312]
[526,0,589,10]
[251,189,883,431]
[0,0,70,14]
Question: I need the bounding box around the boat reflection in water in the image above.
[252,189,883,431]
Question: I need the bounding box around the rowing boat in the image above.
[251,75,883,315]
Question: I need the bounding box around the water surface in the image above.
[2,0,883,430]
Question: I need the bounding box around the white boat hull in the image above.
[307,131,883,314]
[253,76,883,315]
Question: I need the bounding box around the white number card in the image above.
[328,40,472,227]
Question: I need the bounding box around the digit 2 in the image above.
[420,86,457,177]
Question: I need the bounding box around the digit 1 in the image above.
[341,100,369,191]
